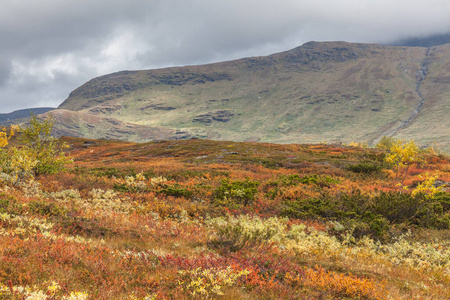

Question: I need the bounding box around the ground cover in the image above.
[1,135,450,299]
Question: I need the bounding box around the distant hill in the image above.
[0,107,55,124]
[52,41,450,150]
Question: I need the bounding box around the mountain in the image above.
[0,107,55,124]
[53,41,450,150]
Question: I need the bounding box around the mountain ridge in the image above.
[0,107,55,124]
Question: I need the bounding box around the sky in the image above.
[1,0,450,113]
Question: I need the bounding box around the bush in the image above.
[213,179,259,207]
[207,215,285,252]
[384,139,419,186]
[346,162,382,174]
[159,185,193,198]
[113,183,142,193]
[282,190,450,239]
[0,147,38,184]
[0,193,22,215]
[19,113,73,175]
[376,136,396,150]
[28,200,66,217]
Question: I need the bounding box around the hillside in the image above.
[55,41,450,150]
[0,136,450,299]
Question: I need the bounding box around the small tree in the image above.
[384,139,419,187]
[19,113,72,175]
[0,125,38,184]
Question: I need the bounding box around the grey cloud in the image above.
[0,57,12,86]
[1,0,450,113]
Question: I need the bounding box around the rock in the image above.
[83,141,97,148]
[193,110,235,124]
[434,179,450,188]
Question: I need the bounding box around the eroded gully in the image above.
[385,48,430,137]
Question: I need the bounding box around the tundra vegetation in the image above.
[0,117,450,299]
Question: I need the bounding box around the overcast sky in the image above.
[1,0,450,113]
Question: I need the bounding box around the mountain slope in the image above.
[56,41,450,150]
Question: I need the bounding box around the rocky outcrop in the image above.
[434,179,450,192]
[141,104,176,111]
[148,71,232,86]
[89,104,122,114]
[193,110,236,124]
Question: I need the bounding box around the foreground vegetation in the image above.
[0,119,450,299]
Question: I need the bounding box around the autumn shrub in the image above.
[0,281,89,300]
[55,215,112,238]
[0,193,22,215]
[0,115,72,188]
[177,266,250,297]
[207,215,285,252]
[113,172,149,193]
[300,266,388,300]
[411,172,442,197]
[0,146,38,184]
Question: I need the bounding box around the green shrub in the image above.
[28,200,66,217]
[371,192,450,228]
[282,190,450,239]
[0,198,8,211]
[346,162,382,174]
[213,179,259,207]
[431,192,450,211]
[376,136,396,150]
[113,183,143,193]
[159,185,193,198]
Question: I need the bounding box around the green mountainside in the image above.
[53,41,450,150]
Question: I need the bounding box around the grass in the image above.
[0,137,449,299]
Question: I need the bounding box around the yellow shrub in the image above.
[385,139,419,186]
[0,125,18,147]
[412,172,441,197]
